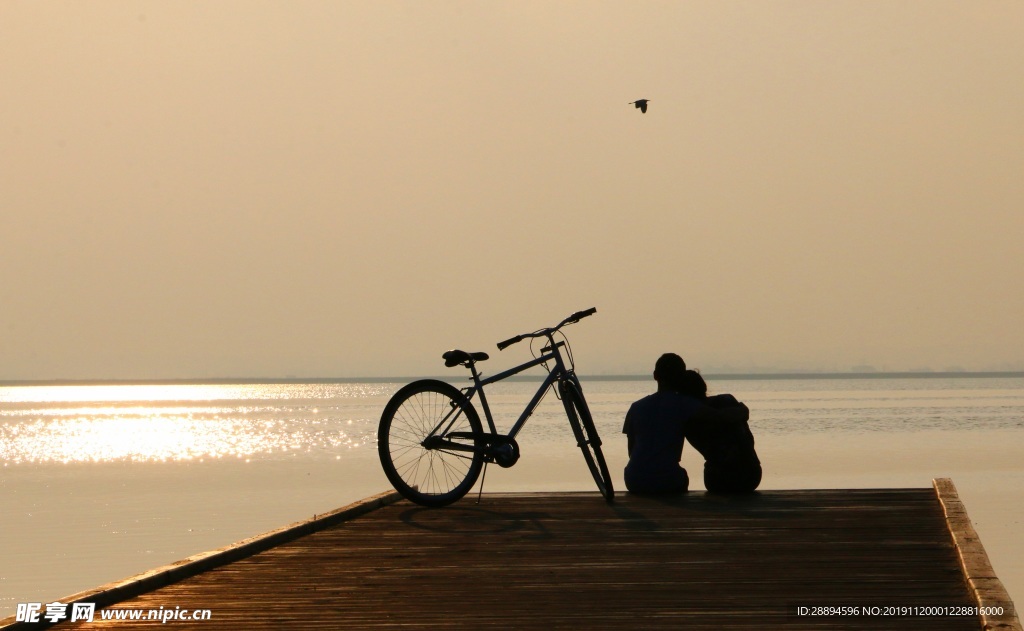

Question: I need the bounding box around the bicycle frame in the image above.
[470,340,577,438]
[426,340,577,452]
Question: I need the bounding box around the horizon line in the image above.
[2,370,1024,387]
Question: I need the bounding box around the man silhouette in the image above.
[621,353,698,494]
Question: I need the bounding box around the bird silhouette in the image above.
[630,99,650,114]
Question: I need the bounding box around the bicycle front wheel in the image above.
[378,379,484,507]
[559,380,615,503]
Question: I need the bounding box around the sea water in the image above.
[2,375,1023,617]
[4,376,1020,464]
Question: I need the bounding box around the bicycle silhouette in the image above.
[378,308,614,506]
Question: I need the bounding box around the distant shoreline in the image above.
[2,371,1023,387]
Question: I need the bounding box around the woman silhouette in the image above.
[678,370,762,493]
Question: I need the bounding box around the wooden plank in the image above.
[4,487,1012,630]
[934,478,1022,630]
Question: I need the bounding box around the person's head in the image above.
[653,353,686,392]
[679,369,708,399]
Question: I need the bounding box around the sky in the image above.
[2,2,1022,380]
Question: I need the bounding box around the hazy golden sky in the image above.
[2,2,1022,379]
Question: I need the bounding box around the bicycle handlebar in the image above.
[496,335,522,351]
[496,307,597,350]
[566,307,598,324]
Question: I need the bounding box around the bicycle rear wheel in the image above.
[378,379,484,507]
[559,380,615,503]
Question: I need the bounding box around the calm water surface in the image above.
[2,376,1022,465]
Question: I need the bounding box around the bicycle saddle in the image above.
[442,350,489,367]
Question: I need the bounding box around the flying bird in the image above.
[630,99,650,114]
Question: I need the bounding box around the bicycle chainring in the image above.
[490,438,520,468]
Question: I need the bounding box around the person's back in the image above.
[621,353,700,494]
[680,373,762,493]
[622,390,702,494]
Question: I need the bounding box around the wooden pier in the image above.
[2,479,1019,630]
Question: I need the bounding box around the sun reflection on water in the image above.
[0,383,392,464]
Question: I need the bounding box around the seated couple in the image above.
[622,353,761,494]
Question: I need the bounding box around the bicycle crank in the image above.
[485,437,520,468]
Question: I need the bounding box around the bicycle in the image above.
[377,308,614,507]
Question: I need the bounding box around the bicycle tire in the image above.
[559,380,615,503]
[378,379,484,507]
